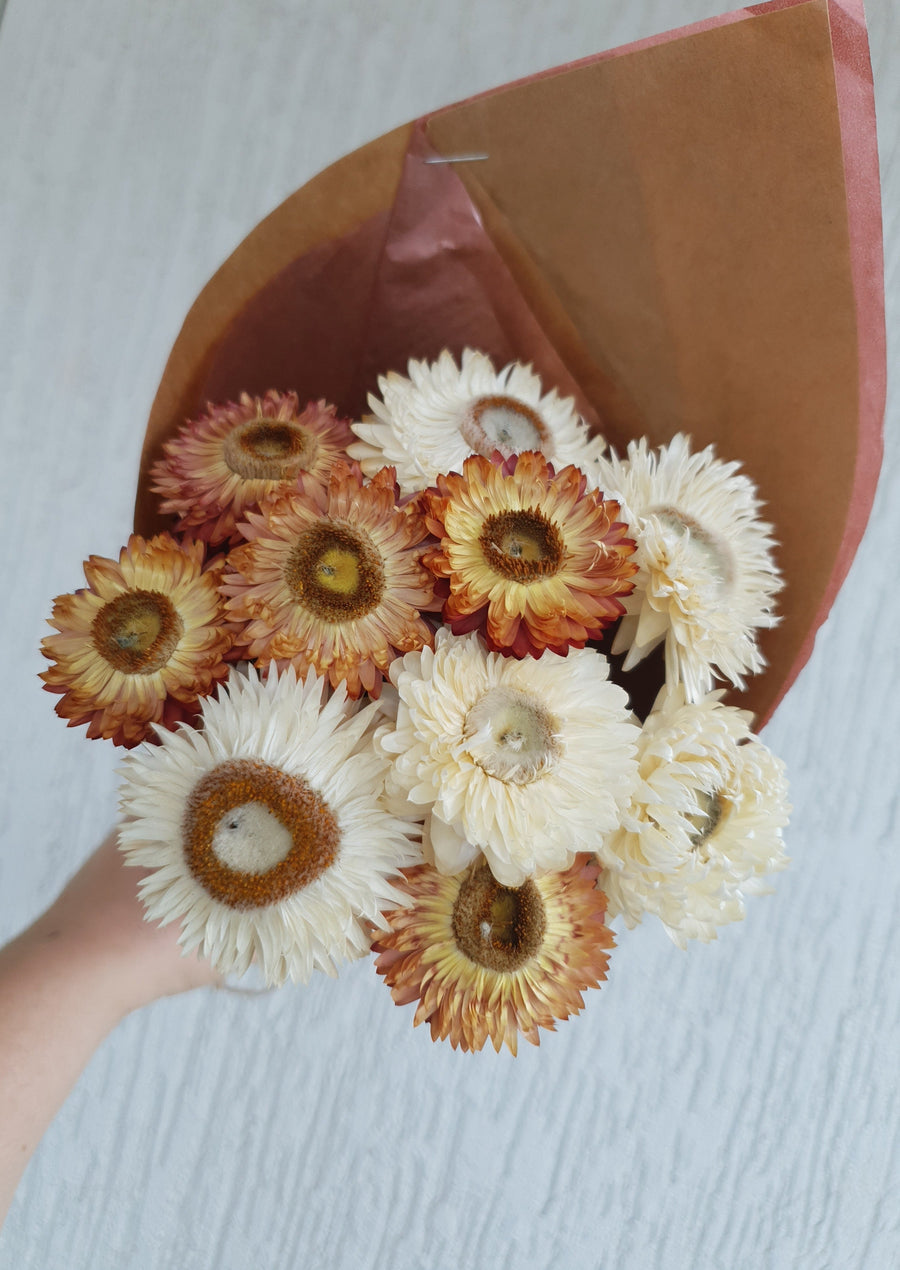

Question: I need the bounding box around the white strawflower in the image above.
[349,348,607,496]
[597,434,782,700]
[598,684,790,946]
[118,665,420,985]
[378,628,639,886]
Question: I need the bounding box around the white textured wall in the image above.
[0,1,897,1266]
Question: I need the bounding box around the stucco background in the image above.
[0,1,897,1266]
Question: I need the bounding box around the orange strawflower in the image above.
[151,391,355,545]
[222,463,438,698]
[422,451,637,658]
[41,533,232,747]
[373,854,615,1054]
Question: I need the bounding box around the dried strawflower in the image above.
[349,349,607,497]
[118,665,420,984]
[41,533,231,747]
[422,450,636,658]
[374,854,614,1053]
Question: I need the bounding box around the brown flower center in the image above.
[465,687,560,784]
[284,520,385,622]
[91,590,184,674]
[479,508,564,582]
[460,394,548,458]
[223,418,320,481]
[651,506,734,590]
[182,758,339,909]
[452,861,546,973]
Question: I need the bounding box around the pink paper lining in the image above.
[202,129,602,427]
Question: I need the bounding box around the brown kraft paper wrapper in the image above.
[135,0,885,727]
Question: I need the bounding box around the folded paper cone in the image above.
[136,0,884,727]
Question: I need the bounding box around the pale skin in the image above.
[0,832,221,1227]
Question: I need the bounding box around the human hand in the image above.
[0,830,220,1225]
[30,830,222,1015]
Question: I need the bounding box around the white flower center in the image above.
[651,506,733,591]
[464,687,560,784]
[460,395,547,458]
[211,802,294,873]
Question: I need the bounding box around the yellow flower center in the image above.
[182,758,339,909]
[223,418,320,481]
[464,687,560,784]
[91,590,184,674]
[460,394,547,458]
[284,520,385,622]
[479,508,564,582]
[651,506,734,590]
[452,861,546,972]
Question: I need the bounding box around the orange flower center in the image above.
[91,590,184,674]
[460,394,547,458]
[223,419,320,481]
[182,758,339,909]
[479,508,564,582]
[452,861,546,972]
[284,520,385,621]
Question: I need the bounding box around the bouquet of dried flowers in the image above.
[41,350,791,1053]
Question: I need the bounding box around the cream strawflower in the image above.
[378,628,639,886]
[118,665,420,985]
[597,684,790,947]
[349,348,607,497]
[597,434,782,700]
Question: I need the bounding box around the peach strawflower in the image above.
[151,391,355,546]
[421,450,637,657]
[41,533,232,747]
[222,463,438,698]
[373,854,614,1054]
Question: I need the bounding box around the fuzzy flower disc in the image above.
[118,665,421,984]
[597,684,790,946]
[379,629,639,886]
[349,349,607,497]
[421,450,636,657]
[151,391,355,545]
[222,463,437,698]
[41,533,232,747]
[373,854,614,1054]
[597,434,783,700]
